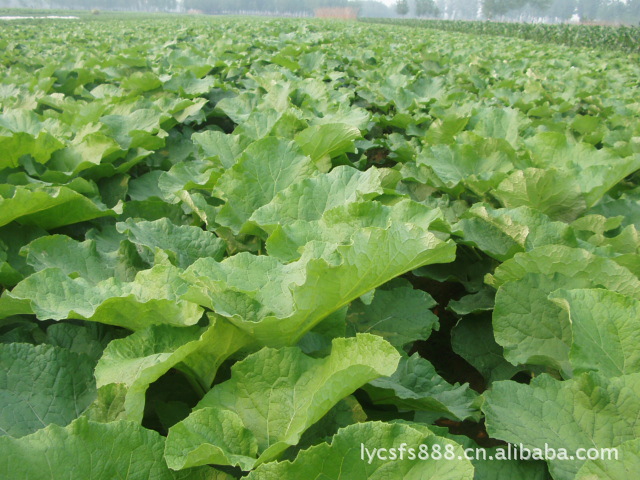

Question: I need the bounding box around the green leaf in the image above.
[0,184,115,229]
[250,166,384,232]
[191,130,250,169]
[164,334,401,470]
[284,396,367,459]
[100,108,168,150]
[95,324,216,422]
[418,139,515,196]
[43,322,117,363]
[448,288,495,315]
[487,246,640,294]
[245,421,474,480]
[493,168,586,222]
[451,314,522,384]
[525,133,640,207]
[164,72,216,97]
[491,246,640,375]
[116,218,226,269]
[0,224,44,287]
[264,199,447,263]
[453,204,576,261]
[157,161,222,204]
[83,384,128,423]
[0,416,214,479]
[22,235,118,283]
[346,284,438,350]
[469,107,525,147]
[550,289,640,377]
[48,132,122,176]
[426,424,548,480]
[122,71,162,92]
[294,123,361,171]
[0,109,64,169]
[165,408,259,471]
[183,220,455,346]
[576,437,640,480]
[214,137,318,233]
[179,314,252,389]
[365,354,481,421]
[483,373,640,480]
[0,343,95,437]
[423,114,469,144]
[3,264,203,330]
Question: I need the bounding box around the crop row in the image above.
[361,17,640,53]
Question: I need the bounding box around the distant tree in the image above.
[576,0,602,20]
[415,0,439,16]
[435,0,481,20]
[481,0,549,18]
[396,0,409,15]
[544,0,576,20]
[629,0,640,21]
[353,0,394,17]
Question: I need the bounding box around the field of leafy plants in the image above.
[362,18,640,53]
[1,15,639,480]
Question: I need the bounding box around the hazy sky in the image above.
[377,0,395,5]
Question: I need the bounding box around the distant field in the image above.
[361,17,640,52]
[1,14,639,480]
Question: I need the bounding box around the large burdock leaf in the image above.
[418,139,515,196]
[245,421,474,480]
[0,343,95,437]
[0,109,64,170]
[191,130,250,169]
[264,199,444,263]
[94,323,241,423]
[453,204,576,261]
[483,373,640,480]
[165,408,258,471]
[250,165,383,230]
[493,168,587,222]
[100,107,169,150]
[183,221,455,346]
[346,284,438,350]
[364,354,481,422]
[21,234,120,283]
[21,232,147,283]
[469,106,526,147]
[293,123,361,171]
[189,179,452,347]
[426,424,549,480]
[116,218,226,269]
[214,137,318,233]
[576,438,640,480]
[524,133,640,207]
[0,417,216,479]
[1,264,203,329]
[493,146,640,222]
[164,334,401,470]
[489,246,640,375]
[0,184,115,229]
[487,246,640,293]
[47,132,123,177]
[0,224,44,287]
[451,315,522,385]
[550,289,640,377]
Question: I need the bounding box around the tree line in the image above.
[1,0,348,14]
[1,0,639,23]
[397,0,640,23]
